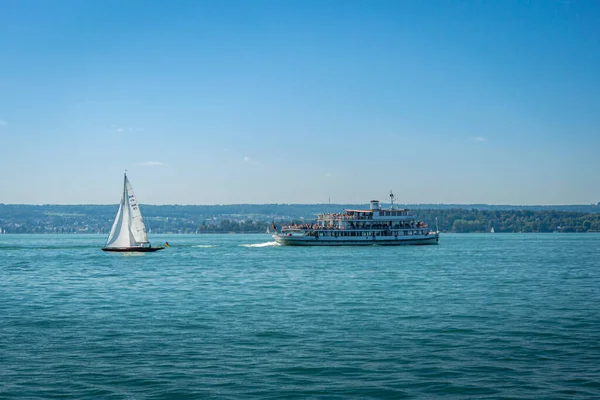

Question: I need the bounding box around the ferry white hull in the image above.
[273,232,439,246]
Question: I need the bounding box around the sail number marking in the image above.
[129,194,138,211]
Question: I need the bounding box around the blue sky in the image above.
[1,0,599,205]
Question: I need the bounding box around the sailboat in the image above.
[102,173,164,252]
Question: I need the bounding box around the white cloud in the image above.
[115,126,143,133]
[137,161,164,166]
[473,136,486,142]
[0,119,7,126]
[243,156,250,162]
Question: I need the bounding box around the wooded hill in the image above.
[1,204,599,234]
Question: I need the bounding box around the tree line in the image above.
[0,204,599,234]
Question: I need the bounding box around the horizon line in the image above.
[0,202,598,207]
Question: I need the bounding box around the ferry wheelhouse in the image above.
[273,193,439,246]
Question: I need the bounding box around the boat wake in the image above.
[193,245,217,248]
[240,241,280,248]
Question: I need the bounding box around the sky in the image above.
[1,0,599,205]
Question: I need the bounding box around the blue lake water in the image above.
[1,233,599,399]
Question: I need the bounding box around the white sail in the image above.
[125,176,149,244]
[104,173,149,248]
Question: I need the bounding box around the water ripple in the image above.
[0,233,599,398]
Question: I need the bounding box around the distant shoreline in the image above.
[185,231,599,234]
[1,204,599,234]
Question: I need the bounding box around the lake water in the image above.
[1,233,599,399]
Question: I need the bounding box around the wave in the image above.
[193,245,217,248]
[240,241,279,248]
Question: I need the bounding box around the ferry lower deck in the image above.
[273,230,440,246]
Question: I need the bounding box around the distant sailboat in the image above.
[266,226,271,234]
[102,173,164,252]
[490,226,495,233]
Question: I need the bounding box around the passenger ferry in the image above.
[273,193,439,246]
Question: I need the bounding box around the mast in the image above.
[124,170,128,197]
[390,190,395,209]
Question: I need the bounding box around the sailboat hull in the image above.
[102,247,165,252]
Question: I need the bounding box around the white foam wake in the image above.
[193,244,217,248]
[240,241,280,248]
